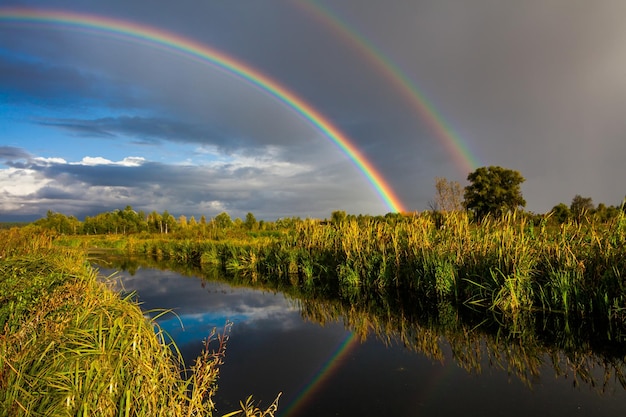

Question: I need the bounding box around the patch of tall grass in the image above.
[84,211,626,318]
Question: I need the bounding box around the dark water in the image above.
[96,259,626,417]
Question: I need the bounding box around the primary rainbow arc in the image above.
[0,7,407,213]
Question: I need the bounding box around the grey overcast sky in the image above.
[1,0,625,221]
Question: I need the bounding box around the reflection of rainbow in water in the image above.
[295,1,481,175]
[0,7,406,213]
[279,332,359,417]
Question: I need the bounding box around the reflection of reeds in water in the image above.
[296,292,626,392]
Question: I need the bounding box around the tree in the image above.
[433,177,463,212]
[244,212,257,230]
[161,210,177,234]
[214,212,233,229]
[550,203,570,224]
[36,210,80,234]
[147,211,163,233]
[593,203,620,223]
[463,166,526,219]
[570,195,594,223]
[331,210,347,224]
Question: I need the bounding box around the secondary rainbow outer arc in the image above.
[296,1,480,175]
[0,7,407,214]
[279,332,359,417]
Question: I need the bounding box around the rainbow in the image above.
[0,7,407,213]
[295,1,480,175]
[279,332,359,417]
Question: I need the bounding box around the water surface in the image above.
[96,260,626,417]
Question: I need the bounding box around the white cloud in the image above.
[119,157,146,167]
[33,157,68,166]
[0,167,51,196]
[207,146,311,177]
[68,156,146,167]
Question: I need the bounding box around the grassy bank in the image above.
[0,227,279,417]
[86,211,626,319]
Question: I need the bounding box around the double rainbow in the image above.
[0,7,406,213]
[295,0,480,174]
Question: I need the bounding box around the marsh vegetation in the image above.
[71,210,626,320]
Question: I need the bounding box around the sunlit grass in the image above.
[110,211,626,317]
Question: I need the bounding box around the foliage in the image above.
[244,212,257,230]
[550,203,570,223]
[34,210,81,234]
[331,210,347,224]
[463,166,526,218]
[214,212,234,229]
[570,195,594,223]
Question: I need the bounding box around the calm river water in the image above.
[96,259,626,417]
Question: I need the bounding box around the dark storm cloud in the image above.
[38,119,116,138]
[0,55,90,99]
[33,185,77,200]
[0,50,144,108]
[0,146,31,162]
[37,116,222,144]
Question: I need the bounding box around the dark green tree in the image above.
[244,212,257,230]
[570,195,594,223]
[214,212,233,229]
[463,166,526,219]
[593,203,620,223]
[331,210,347,224]
[35,210,81,234]
[550,203,570,223]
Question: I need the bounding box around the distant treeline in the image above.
[27,196,626,237]
[0,222,29,230]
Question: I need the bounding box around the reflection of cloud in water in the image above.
[98,265,303,347]
[157,307,303,347]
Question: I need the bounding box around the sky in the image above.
[2,0,626,222]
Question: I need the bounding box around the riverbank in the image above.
[0,227,278,416]
[65,211,626,319]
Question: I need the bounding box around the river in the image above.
[95,257,626,417]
